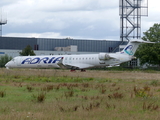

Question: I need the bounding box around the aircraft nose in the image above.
[5,62,10,69]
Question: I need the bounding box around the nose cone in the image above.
[5,62,10,69]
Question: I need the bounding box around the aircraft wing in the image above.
[57,57,94,69]
[58,62,94,69]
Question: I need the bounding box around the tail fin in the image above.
[121,39,155,56]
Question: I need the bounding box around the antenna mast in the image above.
[0,9,7,37]
[119,0,148,41]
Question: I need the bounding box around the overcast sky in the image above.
[0,0,159,40]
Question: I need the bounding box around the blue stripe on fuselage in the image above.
[21,57,62,64]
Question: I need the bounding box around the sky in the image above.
[0,0,160,40]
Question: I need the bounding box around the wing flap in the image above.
[65,63,94,69]
[58,62,94,69]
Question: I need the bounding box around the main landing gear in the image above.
[70,69,86,72]
[81,69,86,72]
[70,69,76,72]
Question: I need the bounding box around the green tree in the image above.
[135,23,160,67]
[19,45,36,56]
[0,55,12,67]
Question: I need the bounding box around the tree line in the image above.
[135,23,160,68]
[0,45,35,67]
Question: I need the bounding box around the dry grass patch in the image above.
[0,68,159,119]
[0,90,6,97]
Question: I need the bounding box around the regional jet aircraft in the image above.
[5,39,154,71]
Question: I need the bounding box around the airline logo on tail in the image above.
[124,45,133,55]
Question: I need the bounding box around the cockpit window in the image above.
[11,59,15,61]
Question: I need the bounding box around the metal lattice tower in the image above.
[119,0,148,41]
[0,10,7,37]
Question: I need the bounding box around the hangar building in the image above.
[0,37,125,57]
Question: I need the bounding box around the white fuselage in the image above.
[5,39,154,70]
[5,53,131,69]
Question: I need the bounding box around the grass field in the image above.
[0,68,160,120]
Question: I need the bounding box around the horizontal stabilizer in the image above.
[130,39,155,44]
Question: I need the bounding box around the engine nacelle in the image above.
[98,53,111,60]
